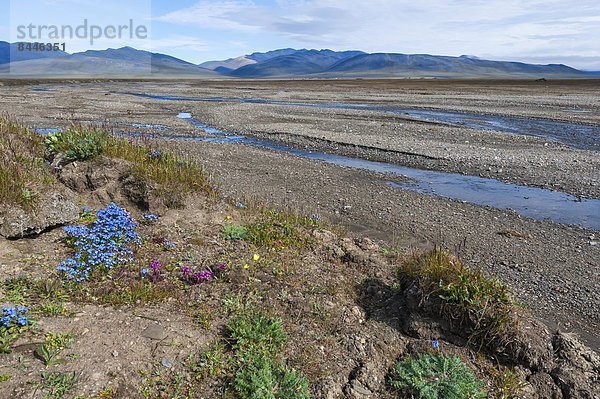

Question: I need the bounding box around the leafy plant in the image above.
[40,371,78,399]
[390,354,486,399]
[188,342,231,380]
[44,127,108,163]
[37,332,74,367]
[227,313,287,358]
[222,224,249,240]
[232,352,311,399]
[140,369,192,399]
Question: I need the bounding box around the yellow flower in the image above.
[243,263,249,269]
[253,254,260,262]
[226,215,232,222]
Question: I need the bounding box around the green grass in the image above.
[0,117,56,208]
[243,211,317,249]
[390,354,486,399]
[400,249,517,348]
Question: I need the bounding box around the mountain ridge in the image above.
[0,42,596,78]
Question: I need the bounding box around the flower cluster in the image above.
[58,203,140,281]
[181,263,227,285]
[141,213,160,224]
[148,150,162,159]
[235,202,247,209]
[1,306,29,328]
[162,241,176,251]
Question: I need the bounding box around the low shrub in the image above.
[44,126,108,163]
[390,354,486,399]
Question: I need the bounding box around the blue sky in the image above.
[2,0,599,70]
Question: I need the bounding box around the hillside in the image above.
[0,42,220,77]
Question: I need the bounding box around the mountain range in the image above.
[0,42,595,78]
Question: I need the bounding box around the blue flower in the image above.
[17,317,28,326]
[0,316,11,327]
[432,340,440,349]
[235,202,247,209]
[57,203,140,281]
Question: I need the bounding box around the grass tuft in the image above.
[400,249,517,349]
[0,117,55,207]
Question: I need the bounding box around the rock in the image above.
[550,332,600,398]
[161,358,173,369]
[528,372,563,399]
[141,323,165,340]
[314,378,344,399]
[0,189,79,238]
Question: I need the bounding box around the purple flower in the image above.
[181,266,191,276]
[192,270,212,283]
[150,260,162,272]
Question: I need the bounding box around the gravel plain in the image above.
[0,79,598,350]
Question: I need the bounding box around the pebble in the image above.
[141,323,165,340]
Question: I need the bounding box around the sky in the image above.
[2,0,599,70]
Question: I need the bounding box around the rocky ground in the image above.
[0,79,598,356]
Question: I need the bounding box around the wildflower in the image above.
[243,264,249,269]
[17,317,28,326]
[150,260,162,271]
[57,203,140,281]
[235,202,247,209]
[181,266,191,277]
[192,271,212,283]
[432,340,440,349]
[141,213,160,223]
[141,268,149,279]
[148,150,162,159]
[162,241,176,251]
[253,254,260,262]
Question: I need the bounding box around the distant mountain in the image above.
[199,56,256,71]
[229,49,365,78]
[0,41,69,64]
[322,53,585,78]
[0,42,220,77]
[205,48,592,78]
[1,42,595,78]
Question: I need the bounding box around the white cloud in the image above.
[144,36,210,53]
[156,0,600,69]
